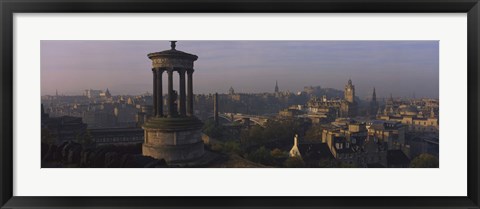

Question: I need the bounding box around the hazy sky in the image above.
[41,40,439,99]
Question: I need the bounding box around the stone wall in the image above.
[41,141,167,168]
[146,129,202,145]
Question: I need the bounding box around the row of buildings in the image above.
[282,79,438,134]
[284,79,438,167]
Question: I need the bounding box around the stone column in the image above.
[152,68,157,116]
[167,69,174,117]
[187,69,194,116]
[178,69,187,116]
[156,69,163,117]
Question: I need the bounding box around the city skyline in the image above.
[41,40,439,98]
[41,40,439,168]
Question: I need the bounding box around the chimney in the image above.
[214,92,219,126]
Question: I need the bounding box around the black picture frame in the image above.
[1,0,479,208]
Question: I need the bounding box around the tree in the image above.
[285,156,305,168]
[41,128,56,144]
[246,146,275,165]
[410,153,439,168]
[338,162,356,168]
[271,148,287,158]
[210,143,224,152]
[77,130,93,147]
[249,126,265,142]
[240,126,264,146]
[318,159,337,168]
[223,141,241,154]
[202,120,225,139]
[317,159,355,168]
[304,125,324,143]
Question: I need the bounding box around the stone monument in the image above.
[142,41,204,164]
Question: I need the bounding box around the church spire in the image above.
[275,80,279,93]
[105,88,111,98]
[369,87,379,118]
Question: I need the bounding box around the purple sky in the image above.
[41,41,439,99]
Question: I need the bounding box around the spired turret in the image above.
[142,41,204,165]
[289,134,302,160]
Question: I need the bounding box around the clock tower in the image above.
[344,79,355,103]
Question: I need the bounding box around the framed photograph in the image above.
[1,0,479,208]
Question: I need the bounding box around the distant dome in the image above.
[148,48,198,60]
[147,41,198,69]
[147,41,198,61]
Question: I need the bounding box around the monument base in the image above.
[142,117,205,163]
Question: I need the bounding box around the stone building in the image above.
[321,118,410,167]
[378,114,438,133]
[307,79,357,119]
[377,98,439,134]
[142,41,205,164]
[307,95,341,121]
[288,134,334,167]
[325,133,387,167]
[41,104,88,144]
[279,108,304,117]
[366,120,409,154]
[84,89,111,99]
